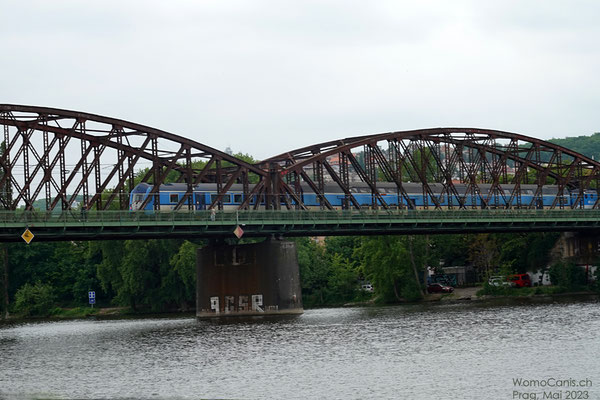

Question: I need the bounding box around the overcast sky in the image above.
[2,0,599,160]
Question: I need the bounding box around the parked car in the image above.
[488,276,515,287]
[427,283,454,293]
[508,273,532,288]
[360,284,374,292]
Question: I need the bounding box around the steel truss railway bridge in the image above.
[0,104,600,242]
[4,104,600,317]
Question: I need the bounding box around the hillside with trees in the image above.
[549,132,600,160]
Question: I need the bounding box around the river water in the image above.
[1,299,599,400]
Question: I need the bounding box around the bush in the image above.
[400,280,423,302]
[477,283,569,297]
[548,261,587,290]
[477,282,512,296]
[14,281,56,317]
[50,307,98,318]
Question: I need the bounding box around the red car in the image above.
[508,274,532,288]
[427,283,454,293]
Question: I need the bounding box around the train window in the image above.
[169,193,179,203]
[234,194,243,203]
[211,194,231,203]
[134,194,143,202]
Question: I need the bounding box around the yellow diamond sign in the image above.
[21,228,34,244]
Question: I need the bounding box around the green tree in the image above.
[96,239,189,311]
[169,240,200,308]
[324,236,361,269]
[468,234,499,280]
[7,242,59,300]
[494,232,560,274]
[295,238,331,306]
[49,242,94,304]
[357,236,428,302]
[430,234,470,269]
[549,260,587,290]
[327,253,358,302]
[96,240,126,304]
[549,133,600,161]
[14,281,56,316]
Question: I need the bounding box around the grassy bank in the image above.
[475,284,595,297]
[0,306,131,322]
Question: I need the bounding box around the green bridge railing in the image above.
[0,208,598,224]
[0,209,599,242]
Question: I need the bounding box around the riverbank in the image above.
[424,286,481,301]
[424,285,600,304]
[0,306,178,323]
[2,287,599,323]
[342,285,600,308]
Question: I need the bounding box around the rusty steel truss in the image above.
[264,128,600,210]
[0,104,273,211]
[0,105,599,212]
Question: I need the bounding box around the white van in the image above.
[361,284,374,292]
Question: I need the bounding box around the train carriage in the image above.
[129,182,597,211]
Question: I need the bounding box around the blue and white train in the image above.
[129,182,599,211]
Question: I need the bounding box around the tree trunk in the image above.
[2,246,8,319]
[408,236,426,297]
[393,280,401,301]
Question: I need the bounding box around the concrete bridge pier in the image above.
[196,239,303,318]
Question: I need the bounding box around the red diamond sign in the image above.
[233,225,244,239]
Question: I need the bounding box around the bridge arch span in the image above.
[267,128,600,210]
[0,104,267,211]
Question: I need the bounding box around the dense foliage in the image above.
[0,238,204,316]
[0,230,584,318]
[549,133,600,161]
[14,281,55,317]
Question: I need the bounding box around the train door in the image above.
[195,193,206,210]
[409,197,418,210]
[535,197,543,209]
[584,192,597,209]
[571,192,584,209]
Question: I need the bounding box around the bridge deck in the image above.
[1,209,600,242]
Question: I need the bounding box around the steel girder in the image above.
[1,105,598,214]
[265,128,600,211]
[0,104,268,211]
[2,209,600,242]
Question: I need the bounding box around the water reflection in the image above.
[1,299,599,399]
